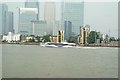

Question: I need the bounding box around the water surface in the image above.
[2,44,118,78]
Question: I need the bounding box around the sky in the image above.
[1,0,119,38]
[84,2,118,38]
[1,0,119,2]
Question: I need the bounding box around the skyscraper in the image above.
[44,2,55,35]
[53,21,60,36]
[61,2,84,35]
[118,1,120,38]
[18,8,38,35]
[31,20,47,36]
[18,0,39,35]
[0,4,14,35]
[25,0,39,20]
[6,11,14,33]
[0,4,8,35]
[64,21,72,41]
[25,0,39,8]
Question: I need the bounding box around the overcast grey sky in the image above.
[3,0,119,38]
[84,2,118,38]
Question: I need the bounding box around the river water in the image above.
[1,44,118,78]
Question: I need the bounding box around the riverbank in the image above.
[1,42,120,48]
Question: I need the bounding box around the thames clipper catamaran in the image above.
[40,42,78,48]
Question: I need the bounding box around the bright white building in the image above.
[2,32,21,43]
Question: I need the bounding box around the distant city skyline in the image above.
[0,0,119,38]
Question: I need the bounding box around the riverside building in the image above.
[79,25,90,45]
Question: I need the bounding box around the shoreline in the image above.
[1,42,120,48]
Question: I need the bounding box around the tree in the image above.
[116,38,120,41]
[109,37,115,41]
[28,38,34,42]
[35,36,41,42]
[87,31,98,44]
[42,34,51,42]
[68,36,78,44]
[30,35,35,37]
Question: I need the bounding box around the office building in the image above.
[101,34,109,42]
[25,0,39,20]
[0,4,14,35]
[53,21,60,36]
[61,2,84,35]
[96,32,101,45]
[0,4,8,35]
[6,11,14,33]
[18,8,38,35]
[44,2,55,35]
[64,21,72,41]
[97,32,101,39]
[18,0,39,35]
[31,20,47,36]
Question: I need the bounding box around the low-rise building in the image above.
[20,35,28,42]
[2,32,21,43]
[50,36,57,43]
[50,30,65,43]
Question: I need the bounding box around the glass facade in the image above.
[31,21,47,36]
[44,2,55,35]
[6,11,14,33]
[0,4,8,35]
[61,2,84,35]
[64,21,72,41]
[25,0,39,9]
[19,8,38,35]
[25,0,39,20]
[53,21,60,36]
[0,4,3,35]
[18,0,39,35]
